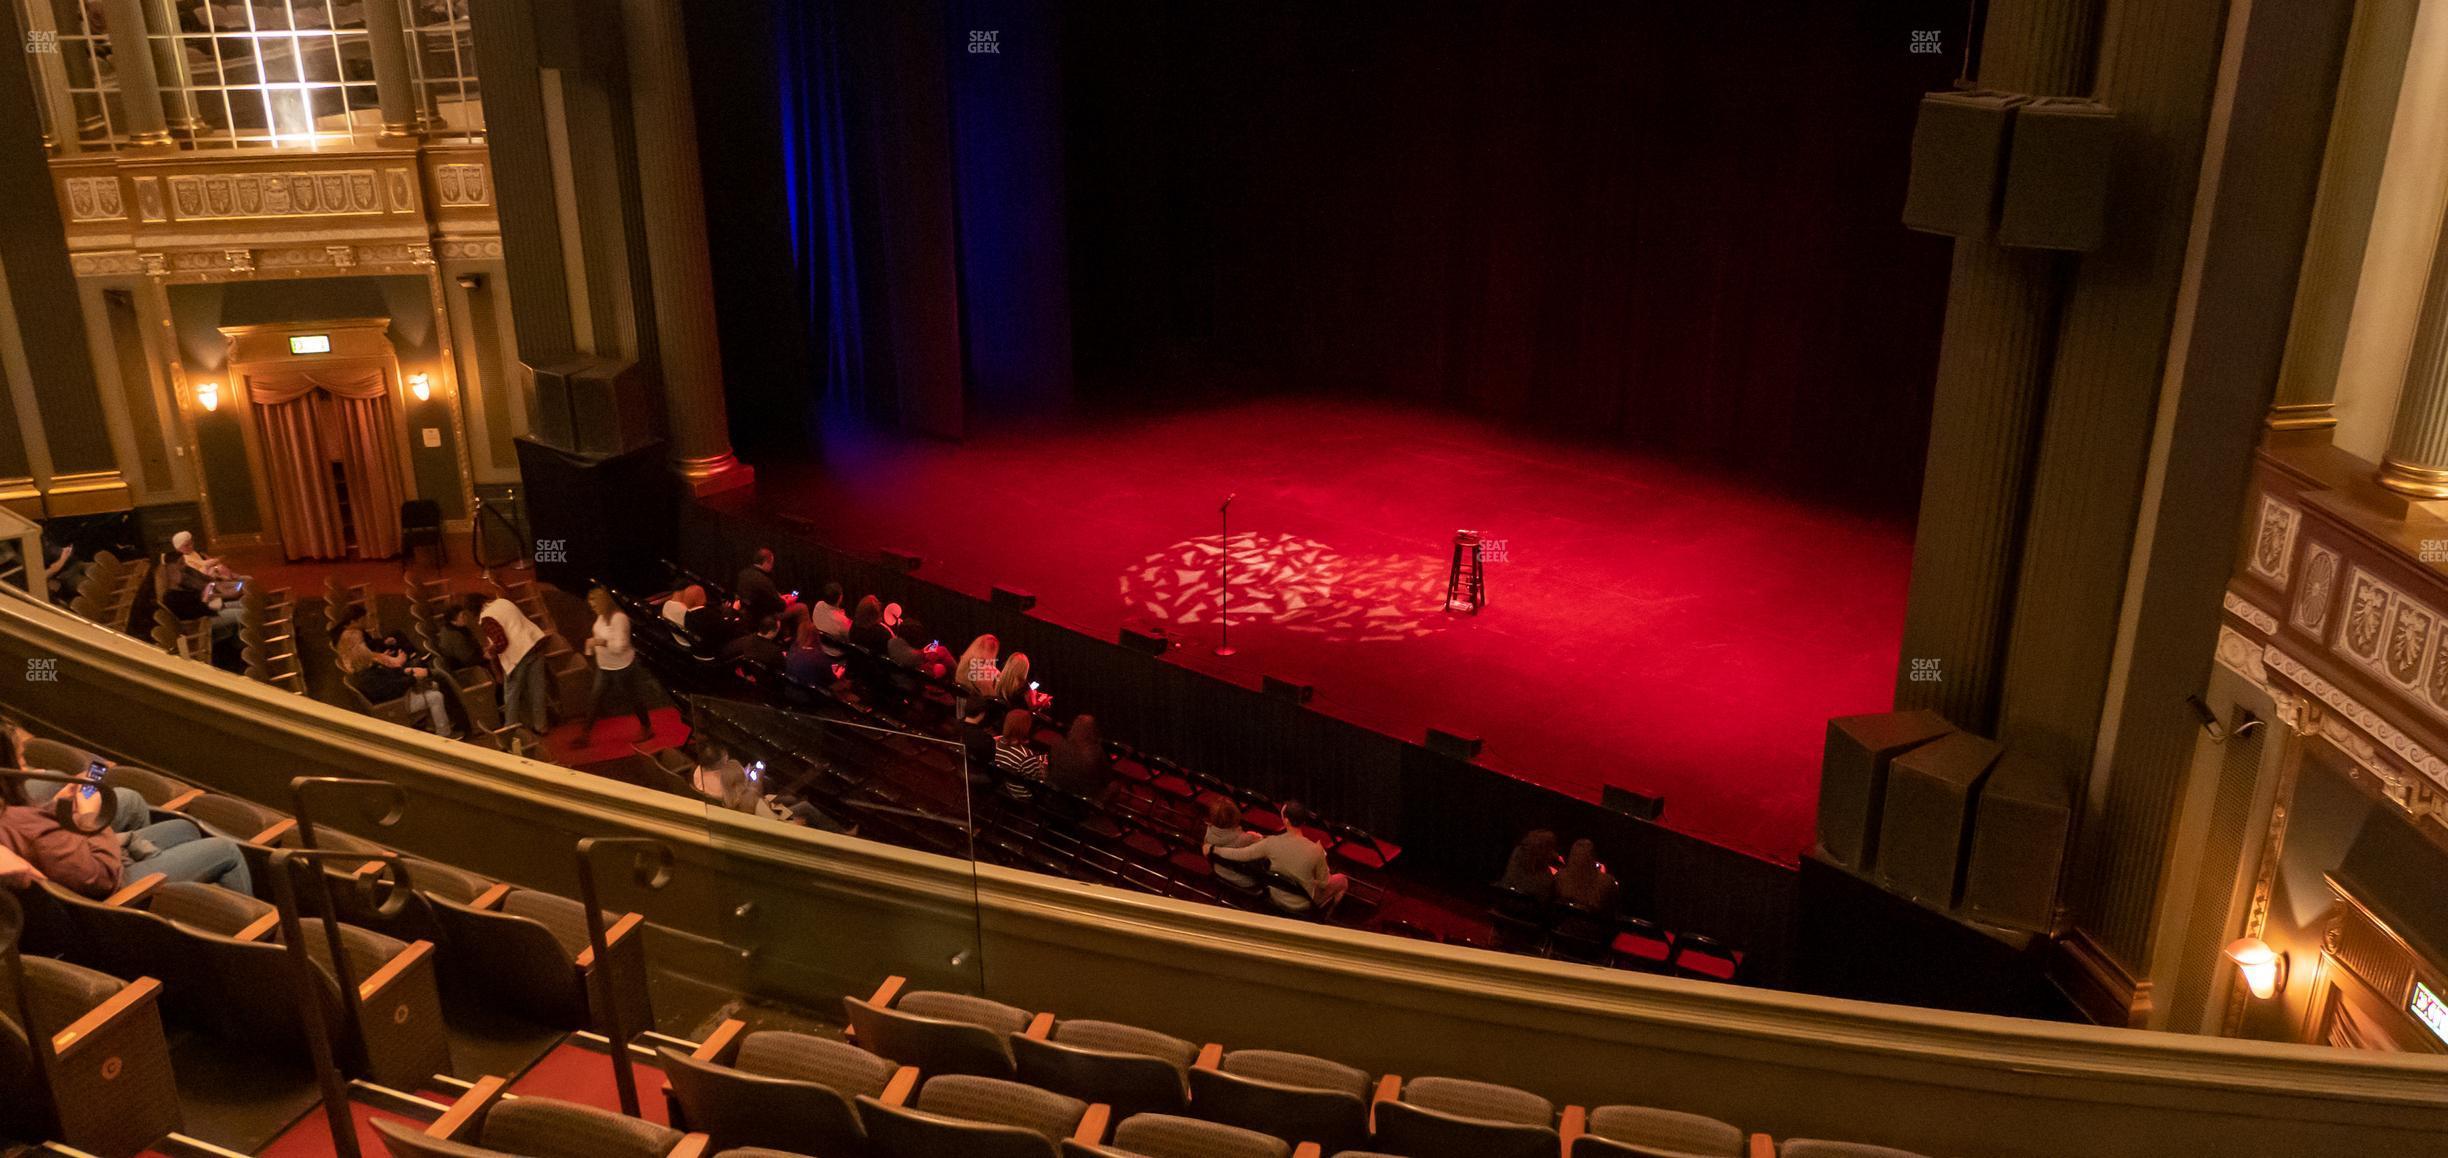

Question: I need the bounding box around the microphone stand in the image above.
[1215,494,1236,656]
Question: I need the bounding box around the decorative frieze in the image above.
[436,238,504,261]
[62,176,125,222]
[433,164,490,207]
[2249,494,2301,587]
[164,170,385,219]
[2225,592,2281,635]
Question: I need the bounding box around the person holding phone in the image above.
[0,762,251,897]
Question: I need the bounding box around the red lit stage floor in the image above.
[759,398,1910,864]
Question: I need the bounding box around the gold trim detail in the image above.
[2377,457,2448,499]
[40,470,132,516]
[2266,402,2337,431]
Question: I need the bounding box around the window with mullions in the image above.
[12,0,482,150]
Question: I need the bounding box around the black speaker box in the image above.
[991,585,1036,612]
[531,356,655,456]
[1902,90,2025,238]
[1875,730,2001,909]
[1263,675,1314,703]
[1601,784,1665,823]
[1818,710,1954,870]
[880,547,924,572]
[1998,98,2116,252]
[1960,751,2071,931]
[1426,728,1482,760]
[1119,624,1170,656]
[513,436,674,595]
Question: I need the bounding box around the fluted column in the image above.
[621,0,751,494]
[21,0,77,152]
[96,0,169,145]
[1891,0,2100,728]
[137,0,198,136]
[363,0,423,140]
[2379,211,2448,496]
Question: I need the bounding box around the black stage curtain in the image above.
[1063,2,1966,514]
[684,503,1800,983]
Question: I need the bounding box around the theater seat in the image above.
[424,884,652,1039]
[1069,1112,1295,1158]
[1370,1076,1562,1158]
[1186,1046,1372,1154]
[374,1083,700,1158]
[858,1073,1106,1158]
[0,956,180,1158]
[1778,1142,1929,1158]
[1571,1105,1747,1158]
[1013,1018,1199,1120]
[659,1019,913,1155]
[846,976,1035,1079]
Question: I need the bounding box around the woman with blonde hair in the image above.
[995,652,1052,711]
[1552,838,1620,914]
[581,586,659,744]
[955,634,1001,697]
[338,626,453,735]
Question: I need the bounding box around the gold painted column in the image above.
[137,0,199,137]
[21,0,79,152]
[362,0,425,140]
[620,0,751,495]
[2378,203,2448,496]
[95,0,169,145]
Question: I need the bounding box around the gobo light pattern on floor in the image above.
[1120,532,1450,642]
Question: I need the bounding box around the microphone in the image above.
[1221,493,1236,512]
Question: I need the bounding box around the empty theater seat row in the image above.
[638,975,1927,1158]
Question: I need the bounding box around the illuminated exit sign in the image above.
[2412,981,2448,1046]
[289,334,331,354]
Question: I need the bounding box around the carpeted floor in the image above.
[753,397,1913,863]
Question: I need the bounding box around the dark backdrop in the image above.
[1062,2,1965,513]
[698,1,1967,513]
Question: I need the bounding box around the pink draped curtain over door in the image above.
[246,367,407,560]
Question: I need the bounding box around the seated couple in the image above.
[0,719,251,897]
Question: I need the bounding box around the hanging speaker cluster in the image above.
[1904,90,2116,252]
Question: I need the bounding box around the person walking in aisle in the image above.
[582,586,660,744]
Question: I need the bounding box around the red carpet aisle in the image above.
[755,399,1913,864]
[541,705,692,766]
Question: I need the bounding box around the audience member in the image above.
[0,755,251,896]
[784,608,835,685]
[993,709,1047,801]
[721,614,786,669]
[339,630,454,735]
[2,718,147,840]
[1213,802,1348,913]
[155,559,241,664]
[169,530,246,585]
[581,587,659,744]
[480,593,551,734]
[809,583,851,638]
[686,739,851,833]
[434,598,487,672]
[735,547,786,623]
[848,596,891,654]
[1204,799,1263,889]
[661,584,703,628]
[1047,714,1114,798]
[1499,828,1560,900]
[955,700,997,788]
[1553,838,1620,914]
[994,652,1053,711]
[956,634,1002,699]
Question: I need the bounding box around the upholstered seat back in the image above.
[482,1095,684,1158]
[1185,1066,1368,1153]
[659,1047,870,1156]
[846,996,1017,1079]
[1579,1105,1745,1158]
[147,880,273,936]
[857,1094,1064,1158]
[915,1074,1087,1142]
[736,1029,901,1095]
[1404,1076,1554,1126]
[1780,1141,1931,1158]
[1014,1034,1190,1121]
[897,989,1032,1036]
[1370,1099,1558,1158]
[1111,1113,1290,1158]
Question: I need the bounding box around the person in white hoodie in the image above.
[479,591,550,734]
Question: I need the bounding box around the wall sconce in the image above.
[2224,937,2289,1000]
[408,372,432,402]
[195,381,219,412]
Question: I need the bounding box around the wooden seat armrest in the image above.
[880,1065,920,1107]
[251,817,298,846]
[665,1134,711,1158]
[429,1075,511,1139]
[1560,1105,1586,1157]
[469,882,513,911]
[106,873,167,907]
[1072,1104,1111,1146]
[575,911,644,969]
[1747,1134,1775,1158]
[1025,1011,1055,1040]
[360,940,435,1000]
[50,977,162,1055]
[693,1018,748,1063]
[1194,1043,1223,1070]
[1370,1074,1401,1133]
[1292,1145,1321,1158]
[867,975,908,1008]
[235,911,280,942]
[160,788,206,811]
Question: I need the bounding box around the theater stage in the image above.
[758,398,1911,864]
